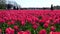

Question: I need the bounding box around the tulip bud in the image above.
[21,21,25,26]
[43,23,49,28]
[32,24,39,30]
[14,25,19,31]
[18,31,23,34]
[38,29,47,34]
[50,26,56,31]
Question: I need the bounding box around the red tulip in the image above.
[31,22,36,25]
[32,24,39,30]
[49,31,53,34]
[21,21,25,26]
[10,21,15,25]
[7,22,11,26]
[23,31,29,34]
[27,18,32,23]
[18,31,23,34]
[0,18,5,23]
[25,30,31,34]
[39,19,45,24]
[5,27,14,34]
[7,21,15,26]
[18,30,31,34]
[38,29,47,34]
[3,17,8,21]
[50,26,56,31]
[43,23,49,28]
[45,20,50,24]
[14,25,19,31]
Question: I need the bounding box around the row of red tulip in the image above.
[0,27,59,34]
[0,10,60,34]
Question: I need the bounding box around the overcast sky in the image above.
[7,0,60,8]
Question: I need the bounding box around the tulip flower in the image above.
[38,29,47,34]
[43,23,49,28]
[32,24,39,30]
[5,27,14,34]
[49,31,53,34]
[23,30,31,34]
[50,26,56,31]
[21,21,26,26]
[14,25,19,31]
[18,31,23,34]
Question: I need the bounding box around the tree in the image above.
[7,4,13,9]
[51,4,54,10]
[0,0,6,9]
[0,0,6,4]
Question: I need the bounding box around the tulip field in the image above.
[0,10,60,34]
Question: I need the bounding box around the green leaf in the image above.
[55,24,60,32]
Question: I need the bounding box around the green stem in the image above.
[34,30,37,34]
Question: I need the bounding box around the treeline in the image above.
[0,4,60,10]
[20,5,60,10]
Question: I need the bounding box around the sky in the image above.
[6,0,60,8]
